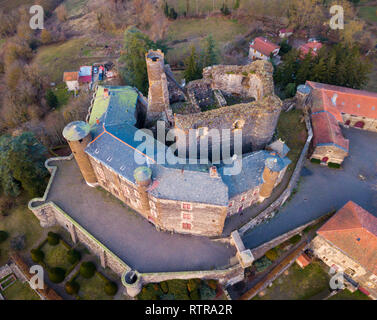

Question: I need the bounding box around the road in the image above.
[242,127,377,249]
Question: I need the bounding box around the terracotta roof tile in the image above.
[250,37,280,56]
[63,71,79,82]
[299,42,322,57]
[317,201,377,275]
[307,81,377,120]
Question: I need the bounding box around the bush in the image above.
[200,284,216,300]
[189,289,201,300]
[79,261,96,279]
[0,230,9,243]
[104,281,118,296]
[310,158,321,164]
[289,234,302,245]
[48,267,66,283]
[138,284,159,300]
[31,248,44,262]
[47,232,60,246]
[328,162,341,169]
[187,278,201,292]
[207,279,218,290]
[160,281,169,294]
[265,248,279,261]
[67,249,81,265]
[167,279,190,300]
[65,280,80,295]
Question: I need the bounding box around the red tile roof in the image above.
[250,37,280,56]
[317,201,377,275]
[307,81,377,120]
[296,253,311,268]
[299,41,323,57]
[311,110,349,151]
[79,75,92,83]
[63,71,79,82]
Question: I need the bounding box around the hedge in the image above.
[310,158,321,164]
[48,267,66,283]
[67,249,81,265]
[289,234,302,244]
[65,280,80,295]
[328,162,341,169]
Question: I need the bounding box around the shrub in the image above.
[79,262,96,279]
[67,249,81,265]
[187,278,201,292]
[0,230,9,243]
[31,249,44,262]
[200,284,216,300]
[310,158,321,164]
[104,281,118,296]
[47,232,60,246]
[265,248,279,261]
[167,279,190,300]
[138,284,159,300]
[160,281,169,294]
[48,267,66,283]
[65,280,80,295]
[289,234,302,245]
[328,162,341,169]
[207,279,218,290]
[189,289,201,300]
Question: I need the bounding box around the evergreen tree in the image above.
[310,57,327,82]
[169,7,178,20]
[46,90,58,109]
[202,35,218,68]
[296,52,314,85]
[0,132,48,197]
[163,1,169,17]
[184,46,202,82]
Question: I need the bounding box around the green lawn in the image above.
[165,17,247,64]
[358,6,377,24]
[41,241,71,271]
[329,289,371,300]
[76,272,113,300]
[166,0,239,15]
[0,204,44,266]
[276,109,307,170]
[1,280,40,300]
[32,38,100,84]
[254,261,331,300]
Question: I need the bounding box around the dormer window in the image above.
[182,203,192,211]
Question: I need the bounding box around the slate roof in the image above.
[85,86,290,206]
[250,37,280,56]
[317,201,377,275]
[267,139,290,157]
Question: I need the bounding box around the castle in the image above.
[62,50,290,237]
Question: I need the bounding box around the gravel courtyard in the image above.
[242,127,377,249]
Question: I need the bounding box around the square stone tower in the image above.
[145,50,170,123]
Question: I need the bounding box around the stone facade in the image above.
[310,144,348,165]
[342,113,377,132]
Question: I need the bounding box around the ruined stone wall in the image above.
[202,60,274,100]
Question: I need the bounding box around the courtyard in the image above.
[242,127,377,249]
[34,159,236,273]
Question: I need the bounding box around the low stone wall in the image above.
[238,112,313,236]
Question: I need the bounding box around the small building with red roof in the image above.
[296,252,311,268]
[299,41,323,58]
[249,37,280,61]
[311,201,377,299]
[279,28,294,38]
[63,71,79,91]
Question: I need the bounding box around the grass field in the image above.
[165,17,247,64]
[42,241,71,271]
[0,204,44,266]
[76,272,112,300]
[358,6,377,23]
[254,261,331,300]
[1,280,40,300]
[328,288,371,300]
[32,38,101,84]
[166,0,238,15]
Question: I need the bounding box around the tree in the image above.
[31,249,44,262]
[220,3,231,15]
[0,230,8,243]
[48,267,65,283]
[202,35,218,68]
[184,46,202,82]
[41,29,52,44]
[80,261,96,279]
[47,232,60,245]
[119,27,168,95]
[0,132,49,198]
[65,280,80,295]
[46,90,58,109]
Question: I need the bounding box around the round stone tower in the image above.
[145,50,170,122]
[63,121,97,187]
[259,156,282,202]
[133,166,152,213]
[122,270,143,298]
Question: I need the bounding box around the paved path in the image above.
[242,127,377,249]
[43,160,235,273]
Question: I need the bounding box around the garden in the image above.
[137,278,222,300]
[0,273,40,300]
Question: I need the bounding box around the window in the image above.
[182,212,192,220]
[182,222,192,230]
[149,201,156,209]
[182,203,192,211]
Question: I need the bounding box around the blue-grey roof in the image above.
[85,86,291,206]
[267,139,290,158]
